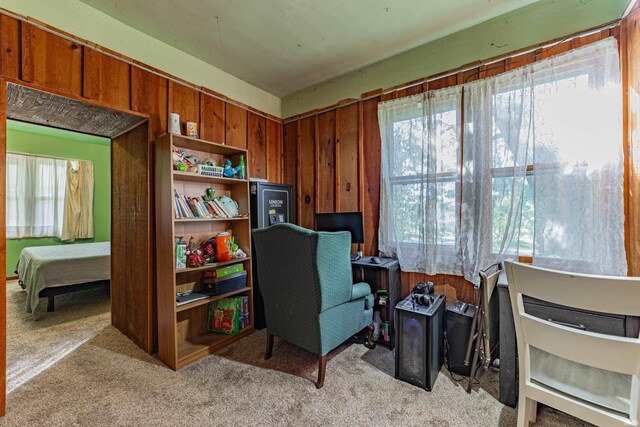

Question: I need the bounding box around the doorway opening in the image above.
[3,82,153,401]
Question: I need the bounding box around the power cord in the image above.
[444,319,481,386]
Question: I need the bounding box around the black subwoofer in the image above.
[394,294,445,391]
[445,300,477,377]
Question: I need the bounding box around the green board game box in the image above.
[215,263,244,278]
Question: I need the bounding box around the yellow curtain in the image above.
[61,160,94,242]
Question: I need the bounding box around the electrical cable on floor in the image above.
[444,328,481,386]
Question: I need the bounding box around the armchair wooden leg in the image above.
[316,355,327,389]
[364,323,376,350]
[265,333,274,360]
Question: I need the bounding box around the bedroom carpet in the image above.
[3,282,588,426]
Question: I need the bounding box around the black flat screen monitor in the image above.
[315,212,364,244]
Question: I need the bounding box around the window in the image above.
[379,87,463,275]
[380,37,625,283]
[6,153,67,239]
[463,37,626,280]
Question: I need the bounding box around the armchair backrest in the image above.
[505,260,640,426]
[252,223,353,342]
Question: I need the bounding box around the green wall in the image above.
[282,0,629,117]
[6,121,111,277]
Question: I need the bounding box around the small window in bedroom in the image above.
[6,153,67,239]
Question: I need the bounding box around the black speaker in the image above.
[394,294,445,391]
[445,300,476,377]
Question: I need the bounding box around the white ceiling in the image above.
[79,0,538,97]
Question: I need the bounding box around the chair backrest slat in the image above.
[508,262,640,316]
[521,313,640,375]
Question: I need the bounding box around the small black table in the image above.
[352,257,401,349]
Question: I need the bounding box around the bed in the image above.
[16,242,110,314]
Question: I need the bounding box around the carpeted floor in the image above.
[3,281,590,426]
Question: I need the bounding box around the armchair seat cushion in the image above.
[351,282,371,301]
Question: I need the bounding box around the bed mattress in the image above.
[16,242,110,314]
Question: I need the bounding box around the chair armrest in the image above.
[351,282,371,301]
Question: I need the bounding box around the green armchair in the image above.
[252,223,375,388]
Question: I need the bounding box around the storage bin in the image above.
[202,270,247,295]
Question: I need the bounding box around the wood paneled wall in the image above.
[282,26,622,303]
[0,13,283,354]
[0,15,283,171]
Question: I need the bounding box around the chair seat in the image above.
[530,347,632,415]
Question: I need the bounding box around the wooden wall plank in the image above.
[83,48,130,110]
[266,120,282,183]
[248,112,266,179]
[623,10,640,275]
[394,82,424,98]
[21,23,82,96]
[225,103,247,149]
[111,123,153,352]
[199,92,225,143]
[336,104,359,212]
[400,272,475,303]
[316,110,335,213]
[541,39,572,59]
[168,81,199,137]
[131,67,168,139]
[0,16,20,79]
[428,74,458,91]
[297,117,316,229]
[282,121,298,188]
[361,98,381,256]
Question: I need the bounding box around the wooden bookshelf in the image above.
[155,132,254,370]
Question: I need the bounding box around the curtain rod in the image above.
[7,150,84,163]
[283,20,620,123]
[0,9,281,124]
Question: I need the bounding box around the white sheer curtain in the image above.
[461,37,626,282]
[6,153,66,239]
[378,87,462,275]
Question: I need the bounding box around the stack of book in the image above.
[174,190,234,219]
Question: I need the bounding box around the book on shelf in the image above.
[173,189,220,220]
[213,199,231,218]
[176,291,208,306]
[172,190,244,220]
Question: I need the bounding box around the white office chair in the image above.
[504,260,640,427]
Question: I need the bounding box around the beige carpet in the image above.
[3,282,590,426]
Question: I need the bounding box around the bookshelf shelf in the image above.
[169,133,247,156]
[172,171,248,185]
[176,287,251,313]
[175,258,251,274]
[155,132,254,370]
[174,217,249,223]
[177,326,253,368]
